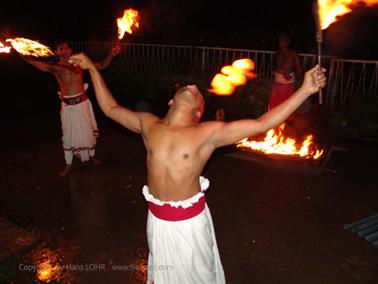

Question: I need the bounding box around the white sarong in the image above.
[60,86,99,163]
[143,177,226,284]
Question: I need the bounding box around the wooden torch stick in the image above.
[316,30,323,105]
[314,0,323,105]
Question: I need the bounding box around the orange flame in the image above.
[318,0,378,30]
[117,9,140,40]
[6,37,54,57]
[236,123,324,160]
[0,42,11,53]
[209,58,256,96]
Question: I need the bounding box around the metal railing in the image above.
[327,59,378,107]
[71,42,378,109]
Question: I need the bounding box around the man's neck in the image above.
[280,47,289,53]
[163,111,196,128]
[58,57,70,65]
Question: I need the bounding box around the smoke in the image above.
[138,0,202,44]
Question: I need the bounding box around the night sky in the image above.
[1,0,377,60]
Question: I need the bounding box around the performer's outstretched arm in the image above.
[210,65,326,148]
[19,55,58,74]
[94,45,121,70]
[69,52,143,133]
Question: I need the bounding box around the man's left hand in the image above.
[111,45,121,56]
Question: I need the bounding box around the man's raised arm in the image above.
[210,65,326,148]
[19,55,58,74]
[69,52,142,133]
[94,45,121,70]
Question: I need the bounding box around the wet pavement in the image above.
[1,115,378,284]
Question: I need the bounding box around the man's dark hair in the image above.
[278,32,291,42]
[53,40,72,50]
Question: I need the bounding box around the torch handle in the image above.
[318,87,323,104]
[318,52,323,104]
[317,33,323,105]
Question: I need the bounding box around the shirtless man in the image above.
[69,52,326,284]
[268,33,302,112]
[20,41,120,176]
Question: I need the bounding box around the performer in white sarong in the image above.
[143,176,225,284]
[70,52,326,283]
[18,41,120,176]
[60,83,99,165]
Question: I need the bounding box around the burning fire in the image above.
[209,58,256,96]
[117,9,140,40]
[236,123,324,160]
[318,0,378,29]
[0,42,11,53]
[6,37,54,57]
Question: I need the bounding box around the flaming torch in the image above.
[116,8,140,43]
[209,58,256,96]
[314,0,378,104]
[6,37,54,57]
[0,41,11,54]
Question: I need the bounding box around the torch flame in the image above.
[0,42,11,53]
[6,37,54,57]
[236,123,324,160]
[117,9,140,40]
[209,58,256,96]
[318,0,378,30]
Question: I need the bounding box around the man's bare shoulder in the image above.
[199,120,224,127]
[135,112,159,136]
[288,49,300,57]
[139,112,160,124]
[197,120,225,133]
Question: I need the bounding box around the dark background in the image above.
[0,5,377,283]
[1,0,377,60]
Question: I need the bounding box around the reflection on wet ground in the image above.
[1,119,378,283]
[13,235,148,284]
[17,237,148,284]
[1,122,150,283]
[8,167,149,284]
[29,239,76,283]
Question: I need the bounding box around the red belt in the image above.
[148,195,206,221]
[60,92,88,105]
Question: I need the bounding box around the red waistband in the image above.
[148,196,206,221]
[60,92,88,105]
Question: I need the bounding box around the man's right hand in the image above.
[299,65,326,96]
[69,53,96,71]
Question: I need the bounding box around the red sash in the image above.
[148,196,206,221]
[60,92,88,105]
